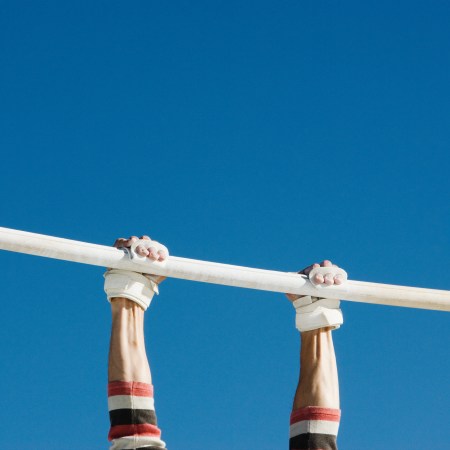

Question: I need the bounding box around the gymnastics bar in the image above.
[0,227,449,312]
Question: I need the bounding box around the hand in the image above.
[286,260,344,302]
[113,235,168,284]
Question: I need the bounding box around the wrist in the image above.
[104,270,159,311]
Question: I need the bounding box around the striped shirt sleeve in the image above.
[289,406,340,450]
[108,381,167,450]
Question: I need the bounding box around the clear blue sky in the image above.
[1,1,449,449]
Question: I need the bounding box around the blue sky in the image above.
[1,1,449,449]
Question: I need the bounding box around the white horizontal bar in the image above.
[0,227,449,311]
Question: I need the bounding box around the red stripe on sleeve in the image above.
[108,381,154,397]
[290,406,341,425]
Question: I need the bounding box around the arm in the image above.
[287,261,344,450]
[106,236,168,450]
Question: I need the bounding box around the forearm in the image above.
[290,327,340,450]
[109,297,152,383]
[294,327,339,409]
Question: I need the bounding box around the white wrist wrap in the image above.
[293,296,343,332]
[292,266,346,332]
[104,270,159,311]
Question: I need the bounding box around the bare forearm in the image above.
[108,297,152,384]
[293,327,339,410]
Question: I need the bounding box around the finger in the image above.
[147,246,159,260]
[286,293,299,302]
[127,235,138,243]
[113,238,127,248]
[313,273,324,284]
[321,260,332,267]
[157,250,167,261]
[324,273,334,285]
[121,236,138,247]
[135,245,149,256]
[140,235,151,241]
[334,274,344,285]
[301,263,320,276]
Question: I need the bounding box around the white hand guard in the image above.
[293,266,347,332]
[104,238,168,311]
[129,239,169,264]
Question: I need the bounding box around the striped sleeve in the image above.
[289,406,340,450]
[108,381,167,450]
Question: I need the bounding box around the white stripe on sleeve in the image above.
[290,419,340,438]
[108,395,155,411]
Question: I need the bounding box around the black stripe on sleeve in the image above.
[136,447,166,450]
[109,408,157,426]
[289,432,337,450]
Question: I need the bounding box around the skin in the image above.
[286,259,342,410]
[108,235,167,384]
[109,237,341,411]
